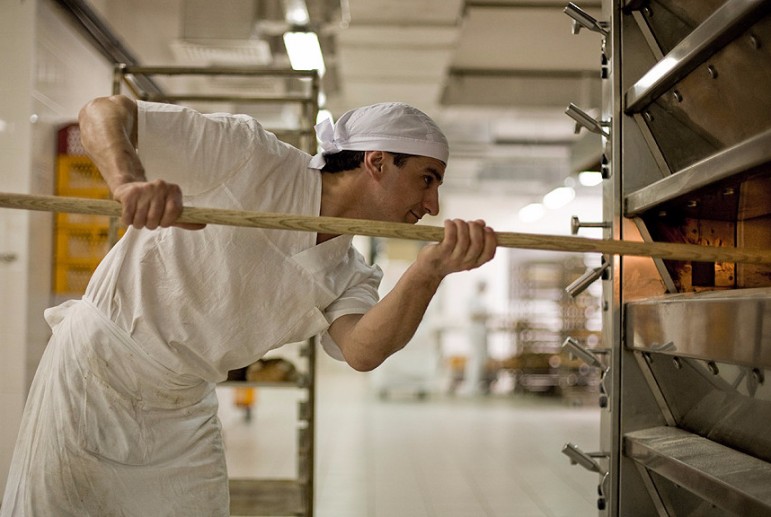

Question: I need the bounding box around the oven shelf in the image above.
[624,426,771,516]
[625,128,771,217]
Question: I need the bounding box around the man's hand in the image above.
[78,95,205,232]
[414,219,497,281]
[328,218,497,372]
[113,179,205,230]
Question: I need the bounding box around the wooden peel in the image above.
[1,191,770,264]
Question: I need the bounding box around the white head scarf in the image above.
[308,102,449,169]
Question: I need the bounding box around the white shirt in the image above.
[86,101,383,381]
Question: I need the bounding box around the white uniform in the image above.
[1,102,382,516]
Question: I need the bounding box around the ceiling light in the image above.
[518,203,545,223]
[578,171,603,187]
[283,0,310,25]
[283,31,325,76]
[543,186,575,209]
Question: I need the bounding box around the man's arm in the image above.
[328,219,497,371]
[78,95,202,230]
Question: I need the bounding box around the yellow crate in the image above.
[53,263,99,294]
[52,153,124,295]
[56,155,109,197]
[55,212,113,228]
[55,229,110,261]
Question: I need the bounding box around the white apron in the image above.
[1,299,227,516]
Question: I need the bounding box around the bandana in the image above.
[308,102,449,169]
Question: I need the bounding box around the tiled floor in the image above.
[217,354,602,517]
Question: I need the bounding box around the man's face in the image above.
[370,152,445,224]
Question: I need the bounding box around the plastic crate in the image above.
[56,155,109,198]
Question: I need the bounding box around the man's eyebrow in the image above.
[426,167,444,184]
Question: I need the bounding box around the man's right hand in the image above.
[113,180,205,230]
[79,95,205,232]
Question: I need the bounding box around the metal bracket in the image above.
[564,259,610,298]
[564,2,609,37]
[562,442,611,510]
[565,103,610,137]
[563,336,612,408]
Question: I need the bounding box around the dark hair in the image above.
[321,150,415,173]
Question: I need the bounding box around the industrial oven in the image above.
[563,0,771,515]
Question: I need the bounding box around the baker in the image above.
[1,96,497,515]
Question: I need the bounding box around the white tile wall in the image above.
[0,0,113,489]
[0,0,37,492]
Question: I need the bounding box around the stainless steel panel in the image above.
[627,9,771,173]
[631,351,676,426]
[636,351,771,461]
[625,426,771,515]
[625,0,771,113]
[626,0,727,57]
[631,218,677,293]
[626,288,771,367]
[626,128,771,216]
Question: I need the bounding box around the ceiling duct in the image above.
[182,0,256,40]
[168,0,287,123]
[172,0,272,66]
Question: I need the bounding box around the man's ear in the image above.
[363,150,386,178]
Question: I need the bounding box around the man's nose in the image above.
[423,188,440,216]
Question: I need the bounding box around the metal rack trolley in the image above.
[111,64,320,517]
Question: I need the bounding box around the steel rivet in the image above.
[707,65,718,79]
[707,361,719,375]
[643,111,654,123]
[643,352,653,365]
[723,187,735,196]
[687,200,698,209]
[643,6,652,17]
[749,34,761,50]
[672,357,682,369]
[752,368,765,385]
[673,90,683,103]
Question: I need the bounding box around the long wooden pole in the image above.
[2,192,770,264]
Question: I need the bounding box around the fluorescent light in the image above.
[283,0,309,25]
[283,32,325,76]
[578,171,603,187]
[543,186,575,209]
[518,203,545,223]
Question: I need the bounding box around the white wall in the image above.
[424,187,603,359]
[0,0,112,489]
[0,0,37,490]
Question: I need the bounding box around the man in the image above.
[1,96,496,516]
[465,280,491,396]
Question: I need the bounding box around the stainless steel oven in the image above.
[564,1,771,514]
